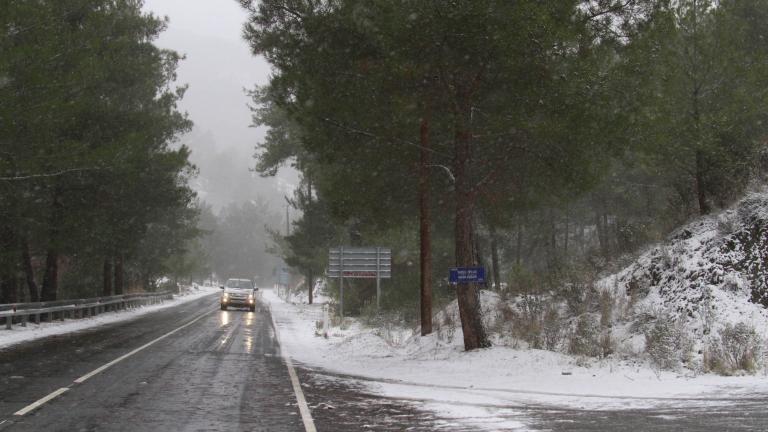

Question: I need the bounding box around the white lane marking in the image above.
[74,310,213,384]
[268,304,317,432]
[284,354,317,432]
[14,388,69,416]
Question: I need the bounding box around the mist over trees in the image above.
[185,128,294,211]
[0,0,197,302]
[0,1,294,304]
[241,0,768,350]
[199,200,283,284]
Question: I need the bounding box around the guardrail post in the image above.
[21,314,27,327]
[5,317,11,330]
[34,313,40,324]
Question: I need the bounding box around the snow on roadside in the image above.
[0,285,218,350]
[264,288,768,430]
[593,191,768,368]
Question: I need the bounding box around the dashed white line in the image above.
[14,388,69,416]
[73,309,213,384]
[11,307,215,417]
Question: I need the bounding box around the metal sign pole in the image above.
[376,247,381,311]
[339,245,344,318]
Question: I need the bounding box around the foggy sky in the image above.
[141,0,296,210]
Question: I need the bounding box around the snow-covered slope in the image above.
[600,192,768,343]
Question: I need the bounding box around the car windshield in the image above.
[226,280,253,290]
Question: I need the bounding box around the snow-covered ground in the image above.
[0,285,218,350]
[264,288,768,431]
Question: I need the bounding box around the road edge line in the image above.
[13,388,69,416]
[267,302,318,432]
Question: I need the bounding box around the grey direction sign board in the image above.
[328,247,391,279]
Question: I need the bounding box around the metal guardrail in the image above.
[0,291,174,330]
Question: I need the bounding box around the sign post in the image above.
[376,247,381,310]
[329,247,391,317]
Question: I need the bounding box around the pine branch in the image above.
[0,167,108,182]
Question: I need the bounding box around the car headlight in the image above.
[222,293,229,300]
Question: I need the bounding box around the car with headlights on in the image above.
[220,278,257,312]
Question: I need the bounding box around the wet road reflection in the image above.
[244,312,254,354]
[0,298,459,432]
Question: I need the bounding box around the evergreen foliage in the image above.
[239,0,768,351]
[0,0,197,300]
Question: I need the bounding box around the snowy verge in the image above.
[264,288,768,430]
[0,286,219,350]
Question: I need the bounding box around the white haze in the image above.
[142,0,297,210]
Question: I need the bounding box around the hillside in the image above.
[599,191,768,371]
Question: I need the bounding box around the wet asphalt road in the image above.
[2,294,768,431]
[0,294,449,432]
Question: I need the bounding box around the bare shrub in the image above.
[441,311,457,344]
[600,330,615,357]
[645,318,690,370]
[494,301,515,335]
[569,314,600,357]
[561,283,597,316]
[511,296,544,348]
[542,304,563,351]
[706,323,763,375]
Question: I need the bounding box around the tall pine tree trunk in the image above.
[103,258,113,296]
[0,275,18,304]
[41,190,63,302]
[695,149,710,215]
[306,170,314,305]
[596,212,608,256]
[515,219,523,267]
[489,222,501,291]
[0,226,19,304]
[114,255,124,294]
[453,101,490,351]
[40,250,58,302]
[20,238,39,302]
[419,113,433,336]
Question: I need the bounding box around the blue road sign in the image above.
[449,267,486,284]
